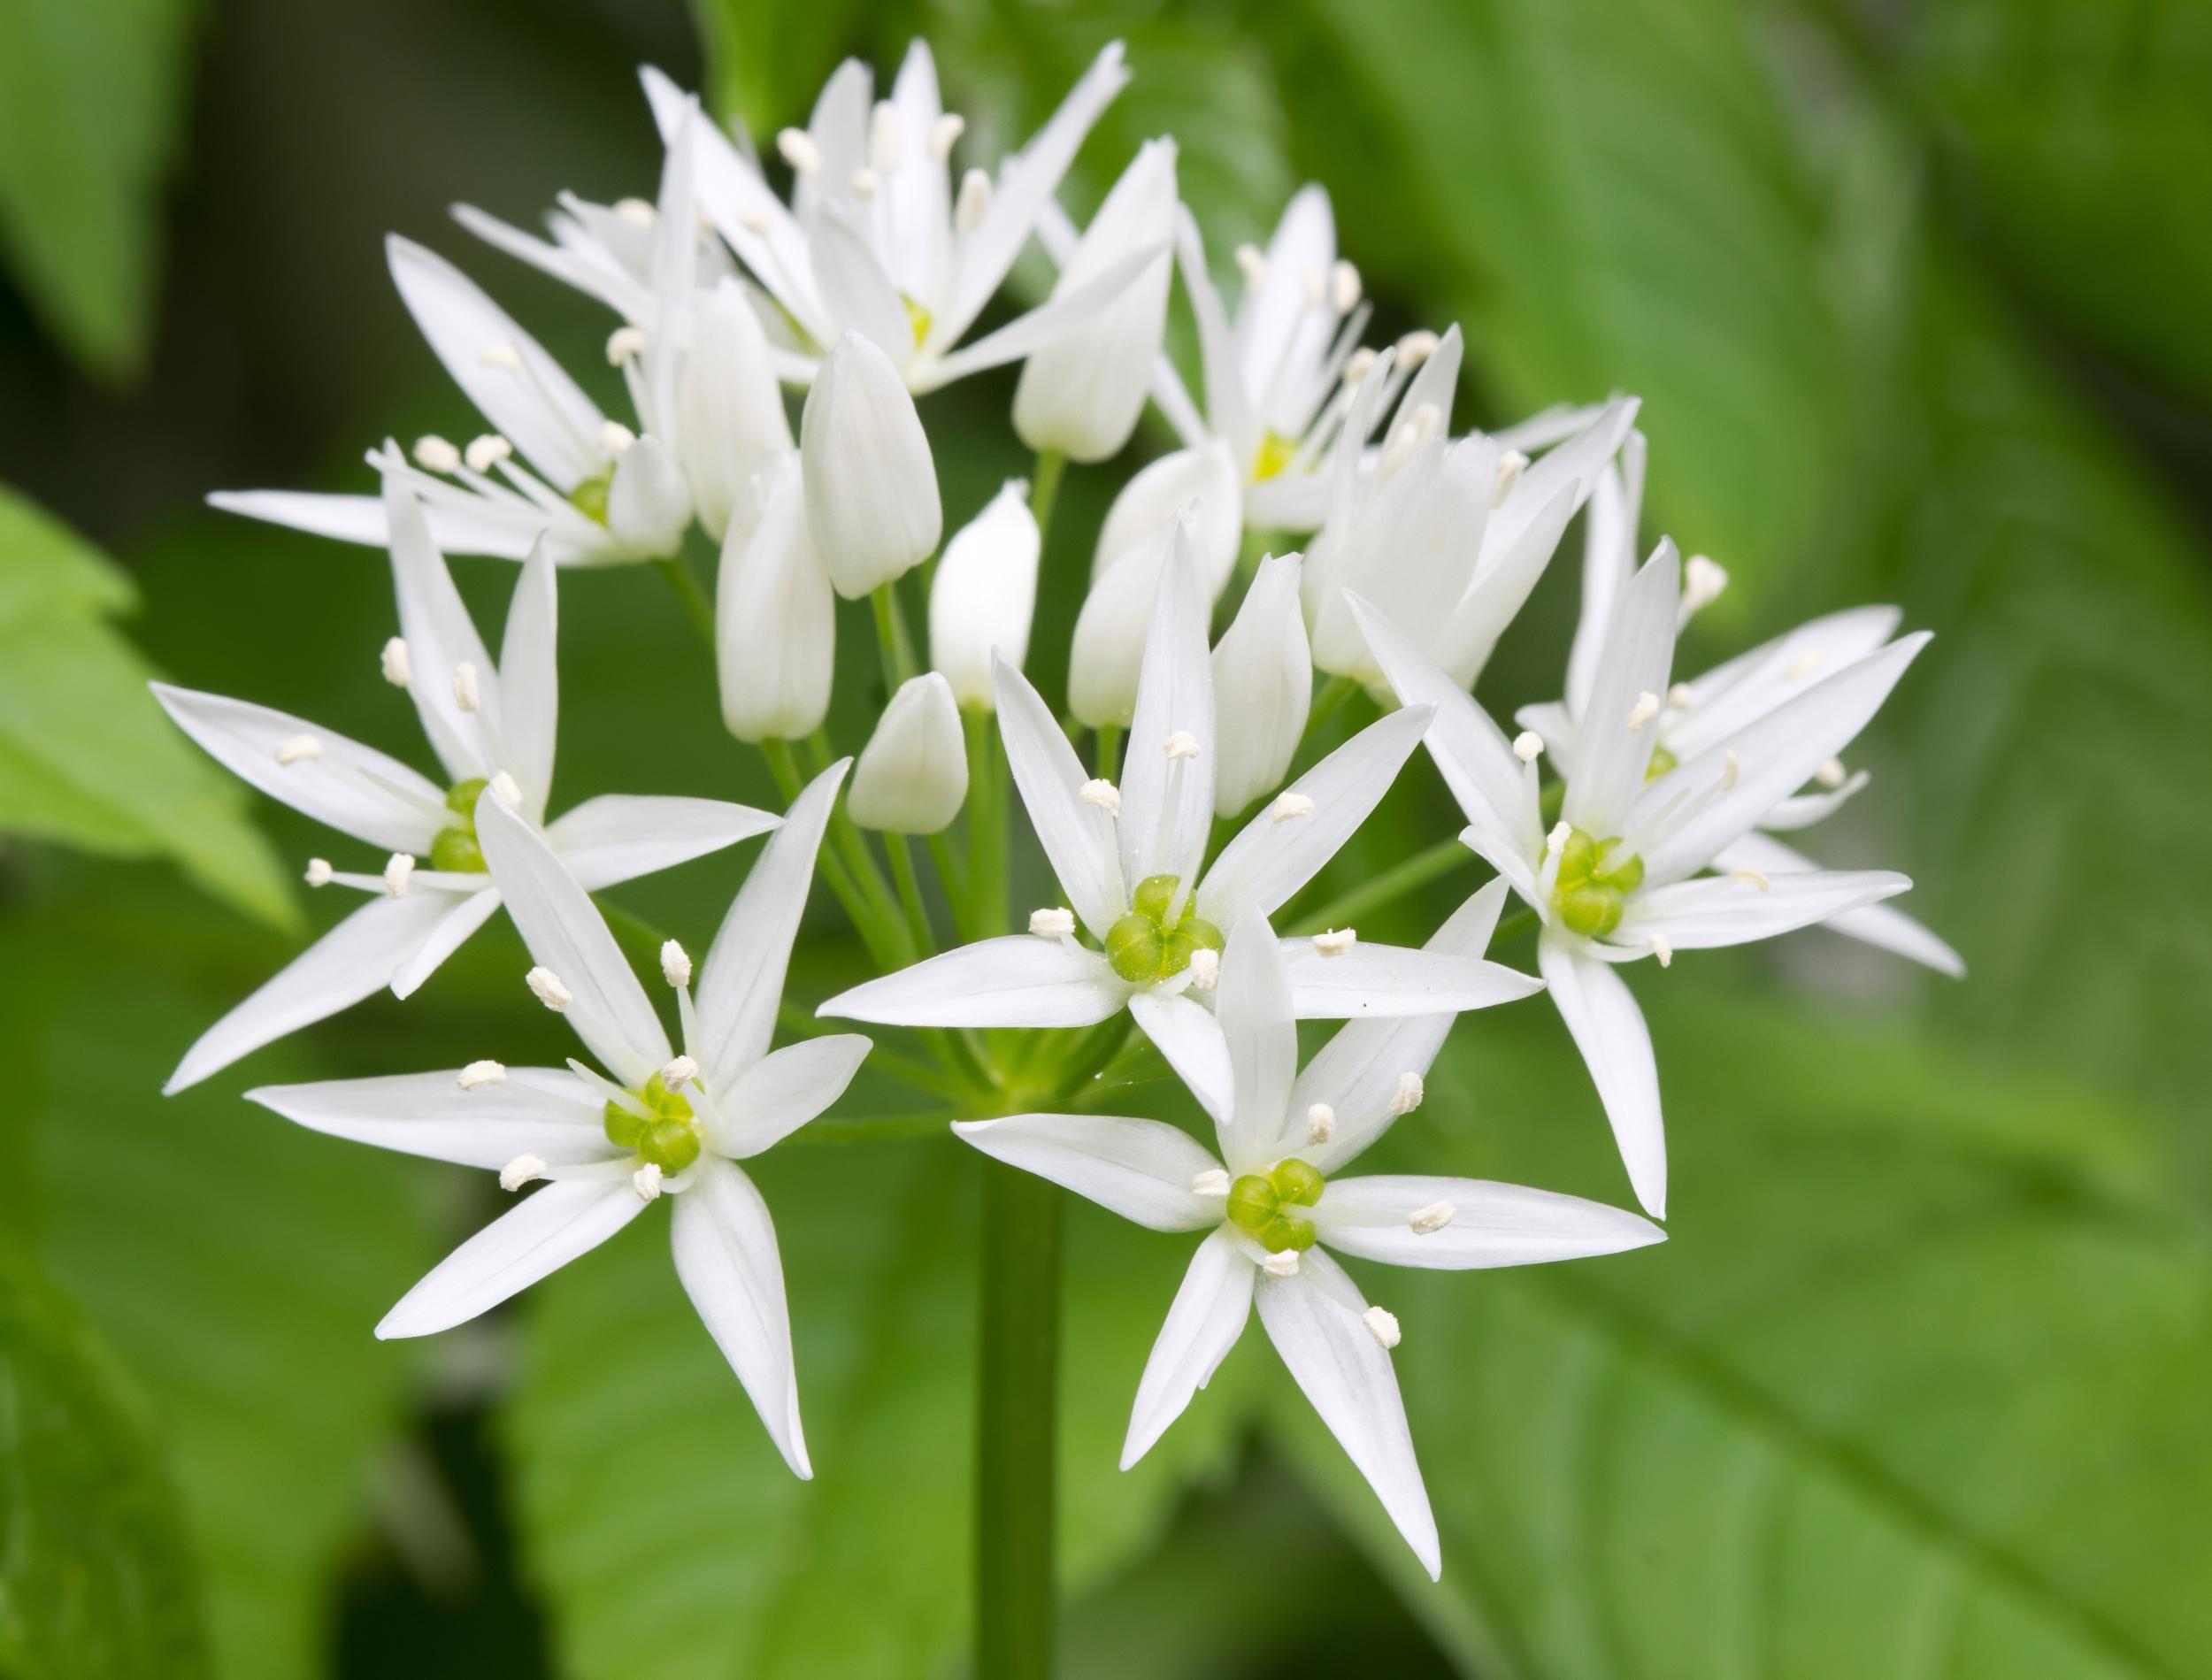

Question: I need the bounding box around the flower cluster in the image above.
[162,41,1955,1578]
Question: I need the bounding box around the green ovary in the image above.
[429,778,491,873]
[902,294,933,349]
[1251,430,1298,483]
[1645,743,1678,781]
[1105,874,1225,985]
[1551,827,1645,939]
[568,467,613,525]
[603,1072,701,1174]
[1226,1157,1325,1253]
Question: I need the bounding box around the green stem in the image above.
[1028,449,1067,547]
[975,1161,1061,1680]
[1094,723,1120,782]
[964,710,1009,937]
[1491,907,1540,947]
[653,556,717,648]
[1306,673,1362,733]
[1288,837,1478,935]
[786,1110,956,1147]
[887,833,936,958]
[871,582,919,691]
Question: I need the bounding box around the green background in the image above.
[1,0,2208,1674]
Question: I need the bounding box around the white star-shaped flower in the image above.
[953,907,1662,1577]
[250,765,868,1479]
[153,479,778,1092]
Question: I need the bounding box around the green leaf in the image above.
[689,0,868,134]
[0,486,297,931]
[1268,983,2212,1676]
[0,0,199,380]
[0,1260,211,1680]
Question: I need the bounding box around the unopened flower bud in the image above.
[929,481,1039,710]
[680,280,793,541]
[718,452,834,743]
[801,332,942,598]
[1094,439,1240,597]
[1068,510,1195,728]
[1210,555,1312,817]
[604,434,691,559]
[848,673,968,834]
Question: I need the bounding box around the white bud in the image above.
[1302,268,1325,309]
[1271,792,1316,822]
[1681,555,1729,619]
[1261,1249,1301,1278]
[1079,779,1121,813]
[1408,1201,1455,1235]
[1211,556,1312,817]
[465,433,512,473]
[500,1153,546,1192]
[604,434,692,559]
[413,435,460,473]
[1491,449,1529,507]
[452,662,480,713]
[458,1060,507,1090]
[1389,1070,1424,1115]
[1312,927,1356,958]
[489,771,523,808]
[303,857,333,887]
[775,127,823,175]
[605,326,647,365]
[718,452,834,743]
[849,673,969,834]
[1095,439,1242,598]
[383,853,415,897]
[1330,259,1362,313]
[1513,731,1544,763]
[1014,140,1178,462]
[1071,512,1201,729]
[1363,1305,1402,1348]
[380,636,412,687]
[526,966,572,1011]
[273,733,322,766]
[1191,1168,1231,1196]
[633,1162,664,1201]
[660,1055,700,1091]
[928,480,1040,709]
[1029,907,1076,939]
[801,333,942,598]
[661,940,692,987]
[1625,690,1660,732]
[955,167,992,234]
[1184,947,1221,990]
[928,113,965,162]
[1815,757,1847,790]
[680,281,794,541]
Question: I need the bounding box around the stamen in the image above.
[1408,1201,1455,1235]
[870,102,902,172]
[1492,449,1529,507]
[1730,868,1771,892]
[1312,927,1356,958]
[1650,932,1673,968]
[1408,403,1442,444]
[489,771,523,808]
[1379,420,1422,479]
[449,663,479,713]
[1262,1249,1301,1277]
[414,435,460,473]
[1667,682,1696,710]
[1786,649,1824,679]
[955,168,991,234]
[1028,907,1076,939]
[479,343,523,371]
[500,1153,546,1192]
[605,326,647,365]
[380,636,412,687]
[1513,731,1544,763]
[274,733,322,766]
[1363,1305,1402,1348]
[383,853,415,897]
[1185,948,1221,989]
[1191,1168,1231,1196]
[1625,691,1661,732]
[1079,778,1121,813]
[1233,243,1268,289]
[1331,259,1362,313]
[1722,749,1741,790]
[660,939,692,987]
[613,197,657,228]
[597,420,636,454]
[1302,267,1325,309]
[850,167,879,199]
[526,965,572,1011]
[1547,820,1572,858]
[1389,1070,1424,1115]
[1344,347,1378,386]
[776,128,823,176]
[739,208,771,235]
[1681,555,1729,620]
[457,1059,507,1090]
[304,857,333,886]
[660,1055,699,1091]
[633,1162,664,1201]
[1395,329,1440,366]
[1164,731,1201,760]
[1815,757,1847,790]
[1306,1103,1336,1145]
[928,113,965,161]
[465,433,513,473]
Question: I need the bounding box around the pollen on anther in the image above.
[660,940,692,987]
[479,342,522,371]
[1513,731,1544,763]
[1667,682,1695,710]
[1306,1103,1336,1145]
[1344,347,1378,386]
[1029,907,1076,939]
[526,966,572,1012]
[1262,1249,1301,1278]
[304,857,333,887]
[739,209,771,235]
[1815,757,1847,790]
[928,113,965,162]
[1722,749,1741,790]
[274,733,322,766]
[1233,243,1268,289]
[451,663,480,713]
[1079,778,1121,814]
[776,128,824,176]
[1547,821,1572,858]
[1163,731,1201,760]
[1313,927,1356,958]
[1650,932,1674,969]
[1396,328,1440,366]
[660,1055,699,1091]
[1363,1305,1402,1349]
[597,420,636,454]
[1492,449,1529,508]
[1730,868,1772,892]
[1626,691,1661,732]
[1408,1201,1455,1235]
[1186,948,1221,990]
[606,326,647,365]
[1302,267,1325,309]
[414,435,461,473]
[870,101,902,172]
[633,1162,664,1201]
[499,1153,546,1192]
[850,167,879,199]
[458,1059,506,1090]
[490,771,523,808]
[383,853,415,898]
[465,433,512,473]
[1271,791,1316,822]
[1683,555,1729,617]
[1331,260,1362,313]
[955,168,992,235]
[1191,1168,1231,1196]
[1389,1070,1425,1116]
[613,197,657,228]
[380,636,412,688]
[1786,649,1824,679]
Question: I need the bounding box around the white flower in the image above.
[821,537,1543,1093]
[953,906,1662,1577]
[678,279,797,541]
[641,43,1155,395]
[718,450,836,743]
[1350,546,1932,1218]
[800,331,943,598]
[848,673,968,833]
[1067,511,1186,729]
[1210,554,1313,818]
[1512,444,1962,978]
[1092,437,1242,599]
[153,480,780,1093]
[1013,139,1179,462]
[928,480,1040,709]
[248,766,868,1480]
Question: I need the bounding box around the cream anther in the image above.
[1028,907,1076,939]
[1163,731,1201,760]
[1079,778,1121,813]
[955,168,991,234]
[1682,555,1729,617]
[489,771,523,808]
[1730,868,1771,892]
[465,433,512,473]
[660,939,692,987]
[849,167,879,199]
[613,197,657,227]
[1271,791,1317,822]
[1233,244,1268,290]
[1513,731,1544,763]
[383,853,416,898]
[274,733,322,766]
[1667,682,1696,710]
[304,857,333,887]
[414,435,461,473]
[1185,948,1221,990]
[775,128,823,176]
[1625,691,1661,732]
[1786,649,1824,679]
[597,420,636,454]
[870,102,902,172]
[1343,347,1378,386]
[380,636,412,687]
[660,1055,699,1091]
[1547,820,1572,857]
[1191,1168,1231,1196]
[1815,757,1847,790]
[452,662,481,713]
[458,1060,507,1090]
[1389,1070,1424,1115]
[605,326,647,365]
[1409,403,1442,443]
[500,1153,546,1192]
[1306,1103,1336,1145]
[1262,1249,1302,1278]
[1302,267,1325,309]
[1408,1201,1455,1235]
[1331,259,1362,313]
[1312,927,1357,958]
[526,966,572,1011]
[1363,1305,1402,1348]
[1722,749,1741,790]
[1492,449,1529,507]
[739,208,771,235]
[1650,932,1674,968]
[479,342,522,371]
[928,113,965,161]
[1395,328,1439,366]
[633,1162,664,1201]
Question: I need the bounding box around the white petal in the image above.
[1315,1174,1664,1269]
[951,1113,1220,1231]
[1433,479,1578,688]
[717,449,836,743]
[476,795,671,1087]
[603,434,691,560]
[1172,205,1252,464]
[1666,603,1903,763]
[1564,439,1645,721]
[384,476,503,784]
[930,481,1040,709]
[1236,185,1334,404]
[808,205,913,362]
[1094,440,1242,595]
[705,1035,872,1158]
[389,886,503,999]
[1199,704,1429,922]
[1127,992,1233,1130]
[1210,554,1311,820]
[1620,868,1909,950]
[1280,939,1544,1020]
[150,684,442,854]
[1716,832,1963,978]
[848,673,968,834]
[921,244,1174,391]
[995,656,1126,940]
[249,1066,612,1169]
[801,332,941,597]
[1118,534,1215,897]
[1256,1249,1439,1580]
[1122,1227,1255,1469]
[1563,541,1678,839]
[1538,935,1664,1219]
[207,489,543,559]
[498,542,560,811]
[694,761,845,1079]
[671,1157,811,1477]
[1485,395,1638,571]
[545,794,780,891]
[378,1178,646,1339]
[164,891,464,1093]
[1217,913,1298,1168]
[819,936,1129,1028]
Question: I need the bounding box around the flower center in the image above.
[568,466,613,525]
[902,294,933,349]
[1105,874,1225,984]
[1251,429,1298,483]
[603,1071,702,1174]
[1226,1157,1325,1253]
[1552,827,1645,939]
[428,779,492,872]
[1645,743,1677,781]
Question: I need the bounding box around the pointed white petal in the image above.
[995,656,1125,940]
[379,1179,646,1339]
[207,489,542,559]
[1486,395,1638,570]
[705,1035,872,1157]
[671,1158,811,1477]
[249,1066,613,1169]
[808,205,914,361]
[1716,832,1962,978]
[1620,868,1909,950]
[1217,914,1298,1167]
[1434,479,1578,689]
[1256,1248,1439,1580]
[1666,604,1904,763]
[1210,553,1312,820]
[1122,1227,1254,1469]
[1563,541,1678,839]
[498,543,560,811]
[1280,940,1544,1020]
[389,886,503,999]
[1236,184,1334,403]
[1539,936,1664,1219]
[951,1113,1220,1231]
[544,794,780,892]
[1118,537,1215,895]
[1127,992,1233,1129]
[384,476,502,784]
[1564,440,1645,721]
[820,936,1129,1028]
[920,243,1175,392]
[1315,1174,1664,1269]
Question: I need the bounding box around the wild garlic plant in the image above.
[166,36,1953,1674]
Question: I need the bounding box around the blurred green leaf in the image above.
[1269,983,2212,1676]
[0,1261,211,1680]
[688,0,869,134]
[0,0,199,380]
[0,486,297,931]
